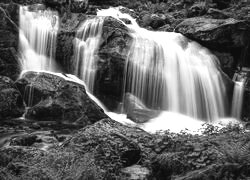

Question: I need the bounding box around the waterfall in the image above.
[231,72,245,119]
[74,17,104,93]
[96,8,227,121]
[19,6,59,72]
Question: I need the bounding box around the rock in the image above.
[0,118,154,179]
[0,4,19,49]
[10,134,40,146]
[213,51,235,78]
[0,48,20,80]
[121,165,151,180]
[0,4,20,80]
[70,0,88,13]
[141,13,166,29]
[175,17,250,51]
[95,17,132,110]
[15,71,108,124]
[63,119,142,167]
[124,93,161,123]
[187,2,208,18]
[207,8,231,19]
[44,0,88,13]
[0,76,25,120]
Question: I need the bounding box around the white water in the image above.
[96,8,227,121]
[19,6,59,72]
[74,17,104,92]
[231,72,245,119]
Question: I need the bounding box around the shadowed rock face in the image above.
[15,71,108,125]
[175,17,250,51]
[0,76,25,120]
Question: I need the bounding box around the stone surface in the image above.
[175,17,250,51]
[0,76,25,120]
[0,48,20,80]
[95,17,132,110]
[124,93,161,123]
[0,4,19,49]
[15,71,108,124]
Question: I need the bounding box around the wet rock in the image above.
[213,51,235,78]
[0,76,25,120]
[175,17,250,51]
[15,71,108,124]
[95,17,132,110]
[124,93,160,123]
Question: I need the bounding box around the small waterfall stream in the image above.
[19,6,59,72]
[74,17,104,93]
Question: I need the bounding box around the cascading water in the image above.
[19,6,59,72]
[74,17,104,92]
[96,8,227,121]
[231,72,246,119]
[17,4,243,133]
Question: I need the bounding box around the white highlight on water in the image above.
[97,8,227,121]
[74,17,104,92]
[231,72,245,119]
[19,6,59,71]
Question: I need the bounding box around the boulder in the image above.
[0,76,25,120]
[44,0,88,13]
[175,17,250,51]
[0,118,154,179]
[0,4,19,49]
[124,93,160,123]
[0,48,20,80]
[15,71,108,124]
[95,17,132,110]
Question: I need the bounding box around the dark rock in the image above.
[62,118,147,168]
[15,71,108,124]
[0,76,25,120]
[0,118,154,179]
[187,2,208,18]
[10,134,40,146]
[175,17,250,51]
[44,0,88,13]
[0,4,19,49]
[95,17,132,110]
[212,0,231,10]
[213,51,235,78]
[124,93,160,123]
[70,0,88,13]
[141,13,166,29]
[0,48,20,80]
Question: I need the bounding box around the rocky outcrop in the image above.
[175,18,250,51]
[0,3,20,80]
[0,118,155,179]
[15,71,108,124]
[95,17,132,110]
[0,76,25,120]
